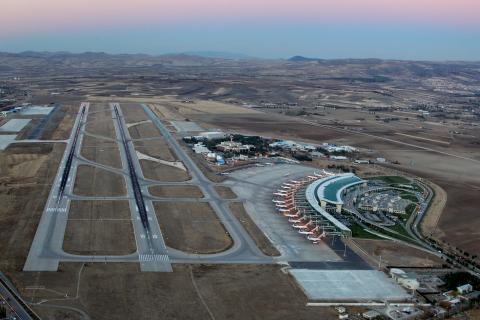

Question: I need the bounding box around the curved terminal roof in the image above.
[304,174,363,233]
[305,189,351,233]
[307,173,364,205]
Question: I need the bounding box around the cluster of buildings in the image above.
[188,131,228,141]
[268,140,317,152]
[216,140,255,153]
[357,192,412,215]
[192,142,225,165]
[319,143,357,154]
[188,132,256,166]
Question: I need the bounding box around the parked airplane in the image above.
[308,231,327,242]
[293,220,313,229]
[288,215,307,223]
[298,226,320,235]
[283,211,300,217]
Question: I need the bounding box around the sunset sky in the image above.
[1,0,479,60]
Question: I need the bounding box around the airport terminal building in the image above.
[303,173,365,237]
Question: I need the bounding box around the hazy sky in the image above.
[1,0,479,60]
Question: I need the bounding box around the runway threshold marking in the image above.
[139,254,169,262]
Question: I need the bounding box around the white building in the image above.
[193,143,210,154]
[390,268,419,291]
[457,284,473,294]
[198,131,228,140]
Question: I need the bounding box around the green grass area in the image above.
[405,203,417,216]
[410,183,423,192]
[399,192,418,202]
[389,223,412,239]
[372,175,411,184]
[349,221,383,240]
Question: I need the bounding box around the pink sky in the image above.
[1,0,479,37]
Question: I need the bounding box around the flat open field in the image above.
[81,134,122,168]
[85,107,116,140]
[215,186,237,199]
[0,143,65,271]
[42,105,77,140]
[162,99,261,115]
[140,160,190,182]
[63,200,136,255]
[128,122,160,139]
[120,103,149,123]
[191,112,346,142]
[73,165,126,197]
[153,202,232,254]
[68,200,131,220]
[148,185,203,198]
[63,219,135,255]
[64,201,134,255]
[352,239,443,268]
[230,202,280,256]
[134,138,176,162]
[8,263,336,320]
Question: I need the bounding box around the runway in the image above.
[24,102,90,271]
[24,102,272,273]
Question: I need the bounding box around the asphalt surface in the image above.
[24,103,90,271]
[24,102,377,272]
[111,103,172,272]
[142,104,272,264]
[24,102,271,272]
[0,273,39,320]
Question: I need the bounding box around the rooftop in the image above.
[309,173,364,205]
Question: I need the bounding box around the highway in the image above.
[2,270,40,319]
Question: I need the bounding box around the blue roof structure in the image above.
[307,173,364,205]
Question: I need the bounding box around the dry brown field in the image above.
[134,138,177,162]
[229,202,280,257]
[0,143,65,271]
[119,103,149,123]
[140,160,190,182]
[8,263,336,320]
[153,202,232,254]
[80,134,122,168]
[353,239,443,268]
[84,107,116,140]
[73,165,126,197]
[214,186,237,199]
[148,185,203,198]
[127,122,160,139]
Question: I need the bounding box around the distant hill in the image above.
[288,56,320,62]
[180,51,253,60]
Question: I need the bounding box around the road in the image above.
[300,118,480,165]
[1,273,39,320]
[142,104,272,263]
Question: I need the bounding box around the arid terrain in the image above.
[0,52,479,319]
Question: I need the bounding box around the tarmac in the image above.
[290,269,410,301]
[0,118,31,132]
[24,102,274,272]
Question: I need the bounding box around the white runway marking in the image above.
[46,208,67,213]
[139,254,169,262]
